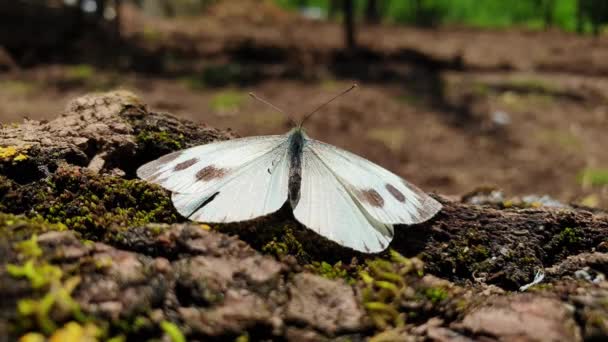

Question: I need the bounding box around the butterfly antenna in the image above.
[299,84,358,128]
[249,92,297,127]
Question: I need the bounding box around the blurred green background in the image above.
[276,0,607,33]
[1,0,608,207]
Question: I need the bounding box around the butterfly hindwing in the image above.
[138,135,291,222]
[305,136,442,225]
[292,145,394,253]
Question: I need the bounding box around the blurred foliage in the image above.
[209,90,247,112]
[275,0,608,33]
[578,168,608,187]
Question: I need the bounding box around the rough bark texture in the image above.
[0,91,607,341]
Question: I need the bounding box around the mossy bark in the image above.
[0,91,606,341]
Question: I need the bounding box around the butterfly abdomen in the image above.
[287,130,304,208]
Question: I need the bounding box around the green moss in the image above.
[538,130,582,152]
[423,287,448,304]
[359,251,422,330]
[558,227,581,245]
[8,233,86,335]
[209,90,246,112]
[15,234,43,258]
[142,26,163,43]
[136,130,184,150]
[107,335,126,342]
[520,256,537,264]
[506,78,559,94]
[0,80,38,96]
[17,276,84,333]
[472,244,490,259]
[65,64,95,82]
[145,223,170,236]
[526,283,553,292]
[472,81,490,96]
[132,316,151,332]
[235,333,249,342]
[306,261,356,284]
[359,251,465,333]
[160,321,186,342]
[0,213,67,241]
[7,259,62,289]
[3,166,180,239]
[179,75,206,90]
[261,227,309,261]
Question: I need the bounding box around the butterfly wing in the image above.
[137,135,287,193]
[138,135,290,222]
[305,137,442,225]
[292,145,394,253]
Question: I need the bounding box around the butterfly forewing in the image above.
[293,146,394,253]
[137,135,288,194]
[138,135,291,222]
[305,136,442,225]
[171,143,290,222]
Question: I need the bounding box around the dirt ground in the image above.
[2,2,608,207]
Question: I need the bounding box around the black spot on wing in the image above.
[174,158,198,171]
[356,189,384,208]
[386,183,406,202]
[138,151,183,178]
[156,151,182,164]
[196,165,228,181]
[146,172,163,182]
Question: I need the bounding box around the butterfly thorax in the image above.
[287,128,305,208]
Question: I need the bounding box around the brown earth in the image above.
[2,3,608,209]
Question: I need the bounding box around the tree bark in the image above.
[343,0,356,50]
[365,0,380,24]
[577,0,584,34]
[0,91,607,341]
[328,0,339,19]
[543,0,555,29]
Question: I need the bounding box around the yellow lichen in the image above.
[48,321,101,342]
[160,321,186,342]
[0,146,18,160]
[15,235,43,258]
[7,260,63,289]
[14,153,29,161]
[18,332,46,342]
[17,276,84,334]
[8,230,87,335]
[234,333,250,342]
[0,146,29,162]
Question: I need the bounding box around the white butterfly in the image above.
[137,85,441,253]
